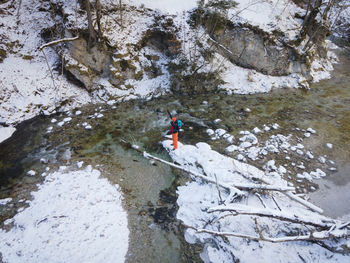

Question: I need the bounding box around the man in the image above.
[170,117,179,150]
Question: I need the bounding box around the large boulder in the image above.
[211,23,308,76]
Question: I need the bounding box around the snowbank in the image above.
[0,0,92,125]
[162,140,349,263]
[215,53,308,94]
[130,0,198,14]
[0,126,16,143]
[0,165,129,263]
[230,0,305,40]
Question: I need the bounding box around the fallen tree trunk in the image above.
[207,204,338,228]
[143,151,244,198]
[183,223,349,243]
[127,140,323,213]
[284,191,323,214]
[143,151,295,193]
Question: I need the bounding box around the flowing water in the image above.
[0,48,350,261]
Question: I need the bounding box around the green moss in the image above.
[22,55,34,60]
[0,48,7,62]
[135,70,143,80]
[114,53,126,59]
[125,84,134,90]
[339,112,350,143]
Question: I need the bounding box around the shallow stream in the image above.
[0,48,350,261]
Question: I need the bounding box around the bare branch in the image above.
[41,50,57,89]
[39,36,80,50]
[143,151,295,193]
[207,204,337,228]
[271,195,282,211]
[214,173,223,204]
[234,161,324,213]
[17,0,22,20]
[255,193,267,208]
[143,151,244,197]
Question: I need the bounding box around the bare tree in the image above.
[84,0,105,51]
[297,0,338,51]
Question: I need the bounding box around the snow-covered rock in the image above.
[27,170,36,176]
[326,143,333,149]
[0,126,16,143]
[252,127,262,134]
[206,129,215,136]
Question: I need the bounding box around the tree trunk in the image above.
[86,0,97,51]
[96,0,102,39]
[119,0,123,28]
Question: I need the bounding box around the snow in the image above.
[162,140,349,263]
[206,129,214,136]
[0,126,16,143]
[326,143,333,149]
[0,198,12,206]
[215,128,226,137]
[252,127,262,134]
[307,128,316,134]
[228,0,305,40]
[306,151,314,159]
[0,54,91,125]
[0,0,93,126]
[215,52,308,94]
[0,165,129,263]
[130,0,198,14]
[318,156,327,164]
[27,170,37,176]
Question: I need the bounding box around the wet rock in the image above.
[153,207,169,223]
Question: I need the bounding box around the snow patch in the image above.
[0,166,129,263]
[0,126,16,143]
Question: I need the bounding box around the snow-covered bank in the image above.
[0,126,16,143]
[162,140,350,263]
[0,165,129,263]
[130,0,198,14]
[0,0,93,127]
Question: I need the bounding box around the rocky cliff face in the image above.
[41,0,335,96]
[210,23,308,77]
[62,37,111,91]
[43,1,183,97]
[198,3,332,81]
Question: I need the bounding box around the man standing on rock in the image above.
[168,110,183,150]
[170,117,179,150]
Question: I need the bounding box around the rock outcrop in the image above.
[210,23,309,76]
[41,0,336,95]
